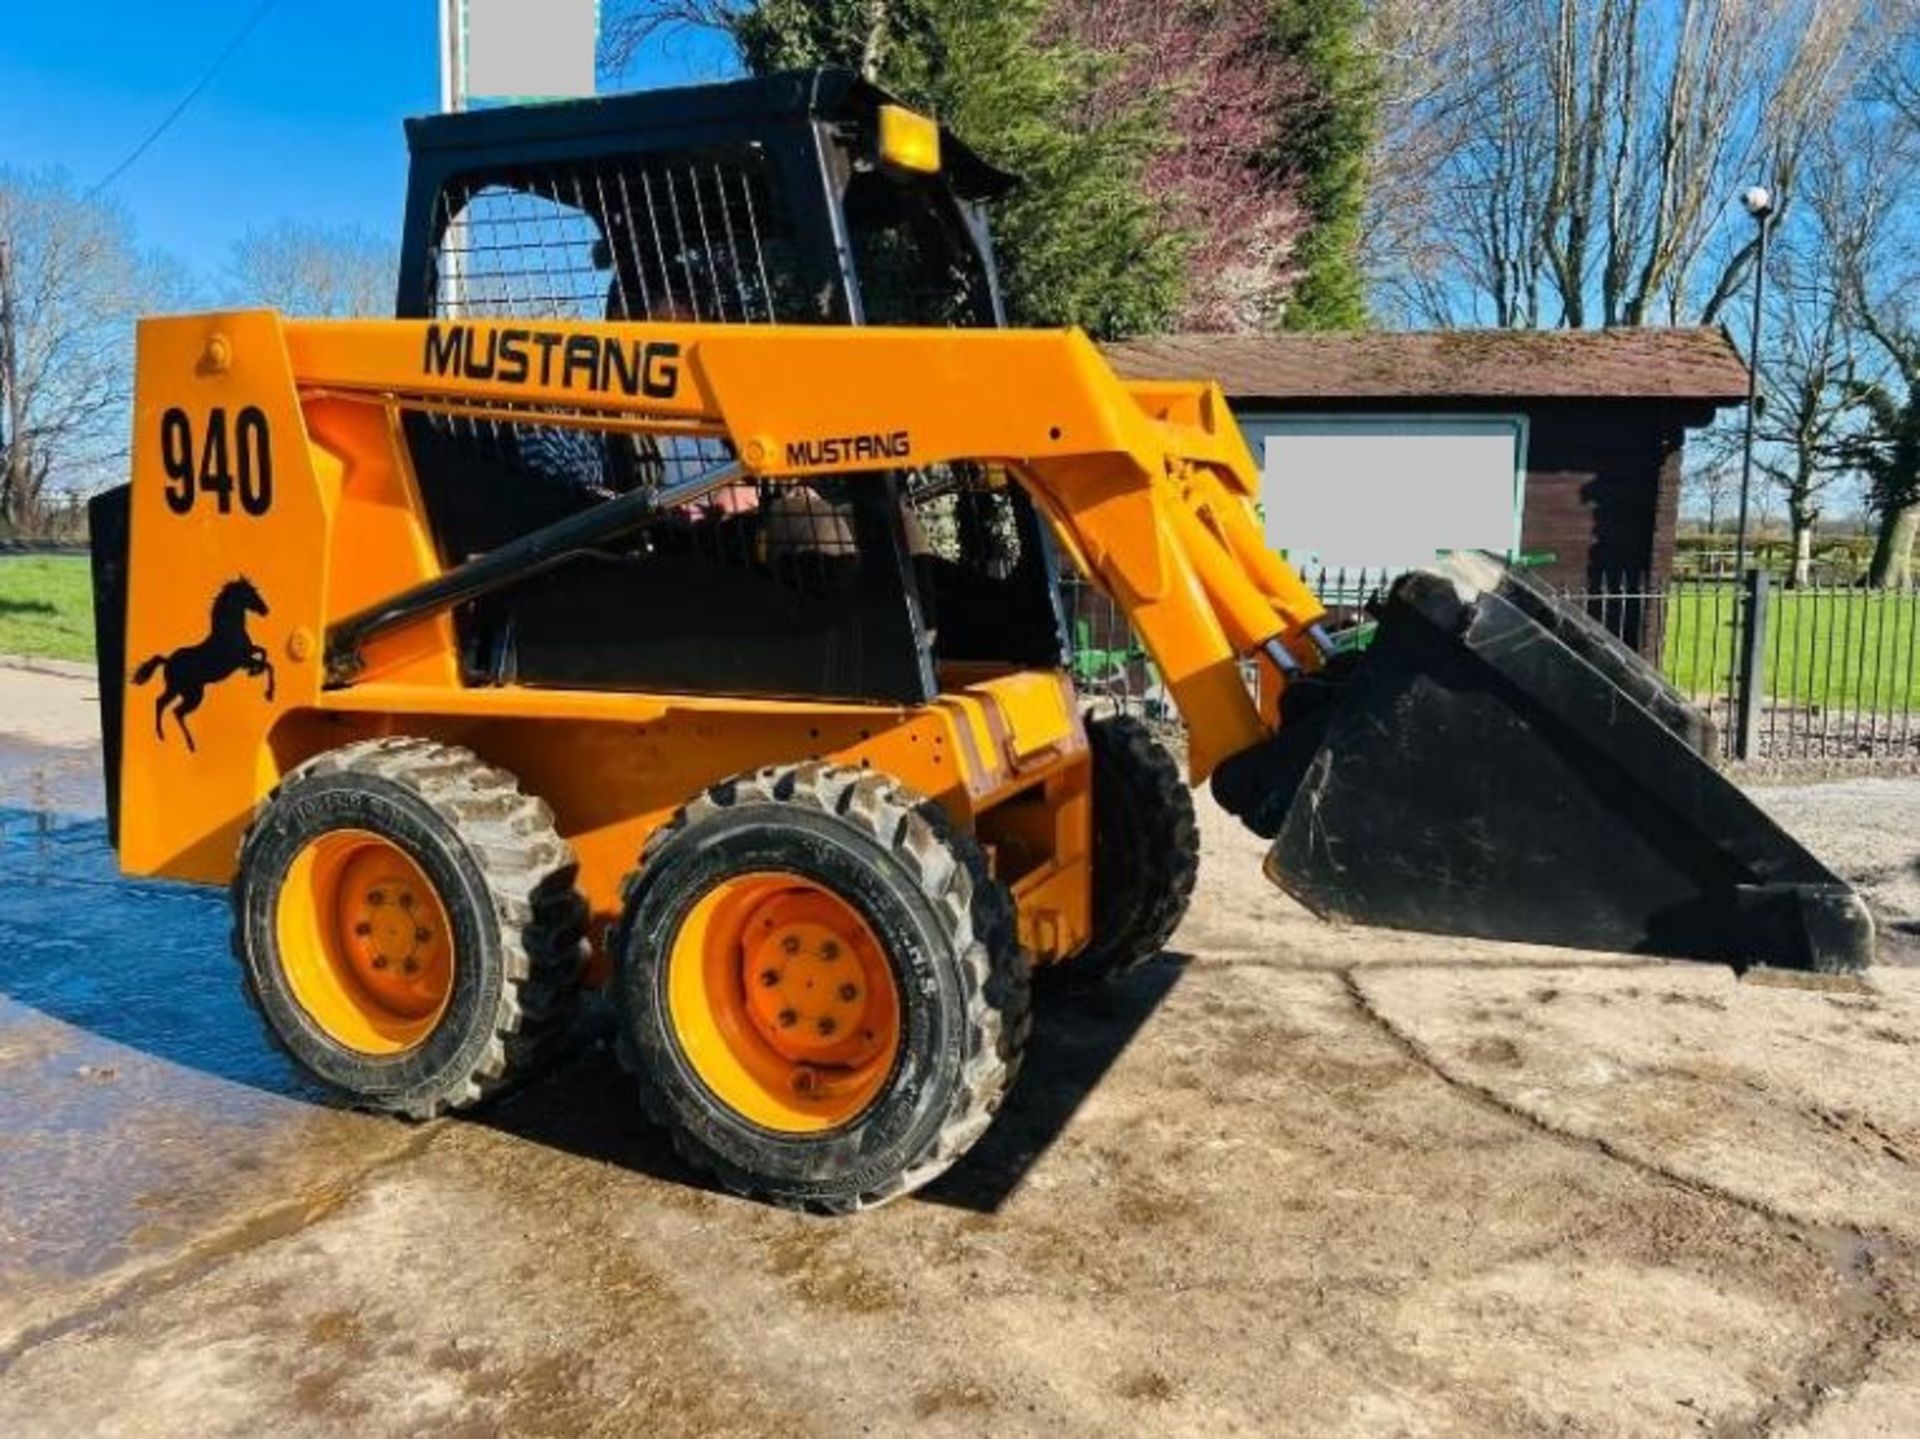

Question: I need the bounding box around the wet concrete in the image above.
[0,743,412,1357]
[2,668,1918,1435]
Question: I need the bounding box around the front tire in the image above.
[232,738,587,1119]
[1061,713,1199,981]
[613,763,1030,1212]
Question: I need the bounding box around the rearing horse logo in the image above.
[132,577,277,753]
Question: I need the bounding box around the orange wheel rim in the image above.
[276,830,457,1056]
[666,873,902,1134]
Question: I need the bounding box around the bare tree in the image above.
[1414,5,1557,327]
[1754,479,1780,540]
[1368,0,1874,330]
[1748,249,1859,585]
[1683,455,1737,535]
[1820,36,1920,589]
[225,221,394,318]
[1364,0,1533,325]
[0,171,170,536]
[1869,0,1920,127]
[602,0,740,76]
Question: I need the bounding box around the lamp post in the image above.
[1731,184,1774,581]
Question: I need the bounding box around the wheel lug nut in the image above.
[354,921,372,938]
[777,1008,798,1028]
[820,941,840,960]
[816,1016,837,1036]
[781,935,800,954]
[838,983,859,1002]
[403,958,420,976]
[793,1067,819,1096]
[758,969,780,988]
[414,927,431,943]
[371,956,389,970]
[367,889,386,906]
[398,893,415,911]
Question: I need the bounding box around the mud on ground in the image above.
[1,667,1917,1436]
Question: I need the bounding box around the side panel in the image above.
[118,314,329,880]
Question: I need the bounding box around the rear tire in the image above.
[612,763,1030,1212]
[232,738,587,1119]
[1061,713,1198,981]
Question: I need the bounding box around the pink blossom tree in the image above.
[1053,0,1311,331]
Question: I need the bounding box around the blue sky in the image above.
[0,2,734,272]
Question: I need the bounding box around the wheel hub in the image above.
[277,830,456,1055]
[665,873,903,1133]
[740,896,889,1071]
[339,853,450,1020]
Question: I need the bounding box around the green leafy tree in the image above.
[603,0,1183,336]
[1030,0,1309,332]
[1268,0,1375,331]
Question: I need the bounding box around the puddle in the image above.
[0,806,312,1096]
[0,739,101,819]
[0,753,387,1310]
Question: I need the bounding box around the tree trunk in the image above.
[19,449,49,538]
[1867,502,1919,589]
[0,449,27,538]
[0,236,16,539]
[858,0,889,81]
[1789,514,1814,589]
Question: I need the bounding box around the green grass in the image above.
[0,555,95,662]
[1661,588,1920,712]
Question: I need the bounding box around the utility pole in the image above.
[439,0,468,315]
[440,0,468,114]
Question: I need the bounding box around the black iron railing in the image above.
[1061,566,1920,764]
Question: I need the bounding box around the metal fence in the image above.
[1567,571,1920,762]
[1059,565,1393,722]
[1061,567,1920,764]
[1060,573,1160,716]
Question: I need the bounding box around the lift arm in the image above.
[284,316,1327,779]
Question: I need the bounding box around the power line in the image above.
[87,0,281,199]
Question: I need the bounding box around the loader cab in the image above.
[395,68,1013,331]
[393,70,1066,706]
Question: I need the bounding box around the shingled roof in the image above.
[1101,327,1749,404]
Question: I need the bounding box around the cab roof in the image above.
[405,67,1016,201]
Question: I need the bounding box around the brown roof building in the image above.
[1105,327,1749,406]
[1103,328,1748,621]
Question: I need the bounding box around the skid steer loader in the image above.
[89,70,1872,1211]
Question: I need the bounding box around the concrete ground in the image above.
[1,666,1916,1437]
